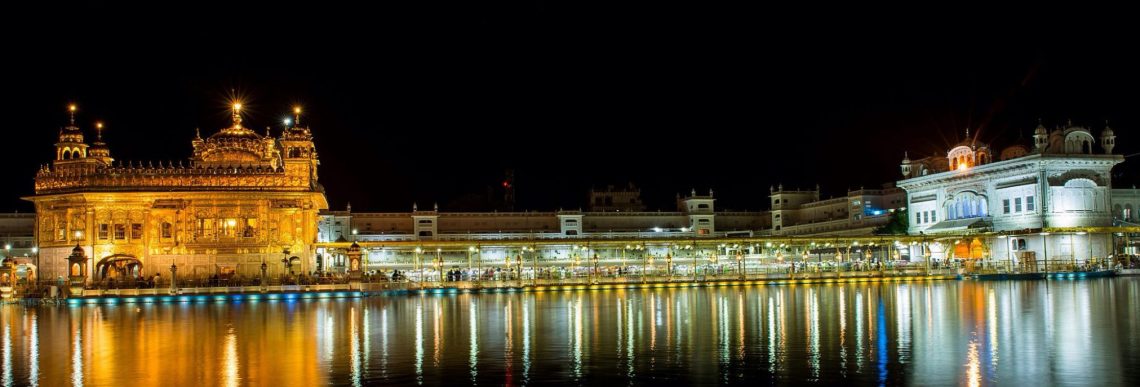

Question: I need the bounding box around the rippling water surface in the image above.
[2,278,1139,386]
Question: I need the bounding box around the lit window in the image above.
[114,224,126,240]
[98,224,110,240]
[131,223,143,239]
[243,219,257,238]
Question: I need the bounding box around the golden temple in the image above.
[25,104,328,282]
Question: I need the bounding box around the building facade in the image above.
[25,105,327,282]
[898,123,1126,263]
[769,184,906,236]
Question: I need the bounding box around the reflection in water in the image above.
[380,308,388,379]
[469,300,477,383]
[839,287,847,374]
[414,301,423,385]
[897,285,911,364]
[856,290,864,373]
[3,321,11,387]
[522,298,530,384]
[808,288,820,380]
[1,279,1139,385]
[767,296,777,374]
[967,340,981,387]
[349,307,360,387]
[29,313,39,387]
[71,315,83,387]
[222,325,238,387]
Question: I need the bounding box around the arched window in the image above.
[62,150,71,160]
[945,191,987,220]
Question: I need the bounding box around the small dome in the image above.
[1103,125,1114,137]
[1034,123,1048,135]
[72,244,84,254]
[1000,144,1029,161]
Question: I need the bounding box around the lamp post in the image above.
[281,247,292,284]
[259,256,268,290]
[169,262,178,294]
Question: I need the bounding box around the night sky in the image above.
[5,4,1137,213]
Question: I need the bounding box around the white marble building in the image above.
[898,123,1127,264]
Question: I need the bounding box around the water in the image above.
[2,279,1139,386]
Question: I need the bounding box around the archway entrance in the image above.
[95,254,144,280]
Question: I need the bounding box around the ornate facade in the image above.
[26,104,327,282]
[898,123,1125,262]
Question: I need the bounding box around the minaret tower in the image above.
[279,105,320,189]
[1101,121,1116,154]
[55,104,89,162]
[1033,119,1049,151]
[88,121,114,165]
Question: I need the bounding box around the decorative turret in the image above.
[279,105,319,190]
[900,151,912,177]
[1101,122,1116,154]
[346,241,363,280]
[87,121,113,165]
[1033,120,1048,151]
[67,244,88,294]
[55,104,89,162]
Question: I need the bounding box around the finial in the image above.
[434,202,439,211]
[1067,118,1072,126]
[266,126,271,136]
[903,151,909,160]
[413,202,418,211]
[232,102,243,128]
[965,127,970,138]
[195,127,201,139]
[68,104,77,125]
[293,106,302,126]
[95,122,104,141]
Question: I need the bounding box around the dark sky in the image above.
[4,4,1137,213]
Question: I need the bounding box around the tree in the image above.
[874,208,909,235]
